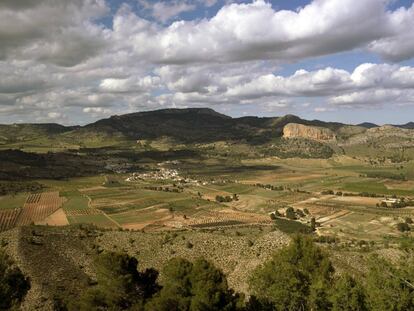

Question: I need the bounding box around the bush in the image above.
[285,207,296,220]
[397,222,411,232]
[310,217,316,232]
[296,209,305,218]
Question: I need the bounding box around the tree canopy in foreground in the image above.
[4,235,414,310]
[0,250,30,310]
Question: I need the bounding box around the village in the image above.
[125,167,208,186]
[126,168,180,182]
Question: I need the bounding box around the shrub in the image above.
[296,209,305,218]
[285,207,296,220]
[310,217,316,232]
[397,223,411,232]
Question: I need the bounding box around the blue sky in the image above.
[0,0,414,125]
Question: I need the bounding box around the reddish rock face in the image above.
[283,123,336,141]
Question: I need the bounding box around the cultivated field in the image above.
[16,192,66,226]
[37,208,69,226]
[0,208,20,231]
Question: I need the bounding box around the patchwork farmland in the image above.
[1,155,414,241]
[0,192,67,231]
[16,192,66,226]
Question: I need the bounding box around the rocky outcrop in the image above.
[283,123,336,141]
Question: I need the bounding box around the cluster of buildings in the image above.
[125,168,209,186]
[125,168,180,182]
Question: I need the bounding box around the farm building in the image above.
[380,198,401,208]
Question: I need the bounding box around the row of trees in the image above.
[144,186,183,193]
[0,181,43,196]
[216,194,239,203]
[321,189,384,198]
[55,235,414,311]
[254,184,284,191]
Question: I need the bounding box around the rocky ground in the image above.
[97,226,289,294]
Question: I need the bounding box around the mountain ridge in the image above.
[0,108,413,148]
[1,108,412,129]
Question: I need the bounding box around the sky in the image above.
[1,0,414,125]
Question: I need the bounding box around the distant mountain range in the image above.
[1,108,414,156]
[0,108,350,145]
[357,121,414,129]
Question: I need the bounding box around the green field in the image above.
[66,214,118,227]
[62,192,89,211]
[0,193,27,210]
[341,181,414,196]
